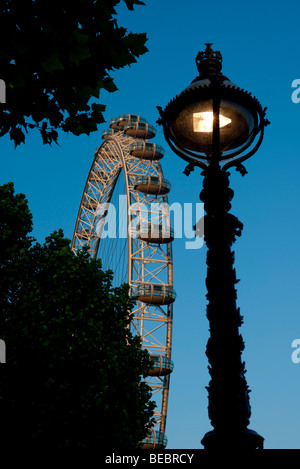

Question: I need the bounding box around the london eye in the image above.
[71,114,175,449]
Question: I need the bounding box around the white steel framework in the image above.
[71,115,175,449]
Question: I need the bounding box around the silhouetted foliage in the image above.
[0,0,148,146]
[0,182,155,449]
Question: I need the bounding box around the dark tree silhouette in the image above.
[0,0,148,146]
[0,182,155,449]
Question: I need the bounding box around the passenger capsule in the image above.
[141,431,167,450]
[136,284,176,305]
[102,128,115,139]
[134,175,171,195]
[109,114,147,130]
[147,355,174,376]
[109,116,119,130]
[129,141,164,160]
[123,121,156,139]
[138,223,174,244]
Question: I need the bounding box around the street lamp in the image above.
[157,44,270,449]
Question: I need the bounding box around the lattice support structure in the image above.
[72,115,175,448]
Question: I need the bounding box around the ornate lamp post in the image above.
[157,44,270,449]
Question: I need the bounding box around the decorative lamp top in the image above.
[195,43,223,78]
[157,43,269,172]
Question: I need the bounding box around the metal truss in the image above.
[71,119,175,448]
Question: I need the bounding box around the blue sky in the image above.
[1,0,300,449]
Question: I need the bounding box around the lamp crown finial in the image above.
[195,43,223,77]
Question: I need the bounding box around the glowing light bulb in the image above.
[193,112,231,132]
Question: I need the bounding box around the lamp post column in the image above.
[157,43,269,449]
[200,164,263,449]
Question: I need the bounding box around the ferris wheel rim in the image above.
[71,120,175,448]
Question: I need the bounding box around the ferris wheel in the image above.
[71,114,176,449]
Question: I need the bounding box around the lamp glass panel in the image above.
[193,112,231,132]
[170,99,254,155]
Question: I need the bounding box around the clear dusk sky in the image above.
[1,0,300,449]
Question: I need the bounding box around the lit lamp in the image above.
[157,44,270,449]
